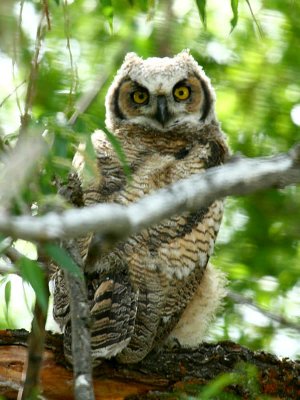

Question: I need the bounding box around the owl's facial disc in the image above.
[115,75,209,131]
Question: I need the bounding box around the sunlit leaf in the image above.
[199,363,258,399]
[195,0,207,28]
[199,372,238,399]
[4,280,11,309]
[101,0,114,31]
[0,277,11,326]
[68,113,131,182]
[102,127,132,181]
[136,0,148,12]
[44,243,83,278]
[18,257,48,314]
[230,0,239,31]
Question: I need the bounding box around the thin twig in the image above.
[63,240,95,400]
[42,0,51,31]
[20,12,46,134]
[16,246,50,400]
[4,246,23,264]
[18,301,48,400]
[12,0,25,116]
[0,237,13,253]
[228,291,300,333]
[63,0,78,115]
[0,80,27,109]
[0,261,18,275]
[245,0,264,37]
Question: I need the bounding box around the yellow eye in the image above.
[132,90,149,104]
[173,86,190,101]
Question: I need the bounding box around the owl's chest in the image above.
[106,144,208,206]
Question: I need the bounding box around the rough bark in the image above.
[63,240,95,400]
[0,329,299,399]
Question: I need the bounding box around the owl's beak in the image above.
[155,95,171,127]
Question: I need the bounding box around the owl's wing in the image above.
[88,267,138,362]
[52,269,70,329]
[115,267,166,363]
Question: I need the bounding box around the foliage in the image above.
[0,0,299,367]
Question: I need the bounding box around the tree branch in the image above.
[0,144,299,242]
[0,330,299,399]
[63,240,95,400]
[17,302,48,400]
[228,291,300,333]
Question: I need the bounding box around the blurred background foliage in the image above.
[0,0,299,359]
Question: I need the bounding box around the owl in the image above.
[53,50,229,365]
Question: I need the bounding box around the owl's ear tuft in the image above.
[175,49,197,64]
[124,52,142,65]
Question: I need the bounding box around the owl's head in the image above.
[105,50,217,133]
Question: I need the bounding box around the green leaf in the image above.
[44,243,83,278]
[18,257,49,314]
[102,127,132,182]
[230,0,239,31]
[137,0,148,12]
[195,0,207,28]
[199,372,238,399]
[4,280,11,309]
[4,279,12,326]
[101,0,114,31]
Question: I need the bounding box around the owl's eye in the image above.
[173,85,190,101]
[132,89,149,105]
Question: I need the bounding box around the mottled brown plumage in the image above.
[52,51,229,365]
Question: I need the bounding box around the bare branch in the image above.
[228,291,300,333]
[4,247,23,264]
[16,246,50,400]
[0,145,299,242]
[63,240,95,400]
[245,0,264,37]
[63,0,78,114]
[0,262,18,275]
[42,0,51,31]
[20,5,48,134]
[0,80,26,109]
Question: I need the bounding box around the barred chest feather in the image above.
[81,124,227,279]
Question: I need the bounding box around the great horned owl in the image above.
[53,50,229,365]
